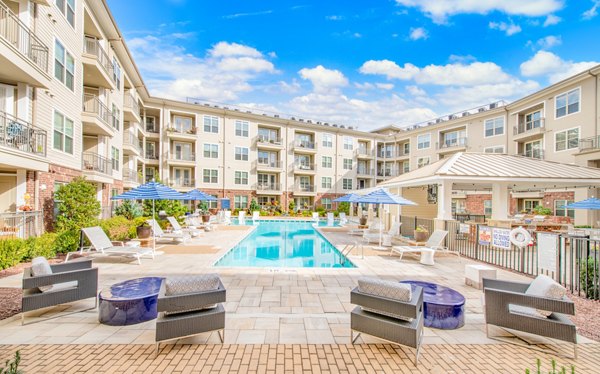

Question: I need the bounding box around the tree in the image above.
[143,199,188,219]
[249,199,261,212]
[114,200,143,220]
[54,177,100,232]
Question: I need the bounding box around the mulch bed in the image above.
[568,291,600,342]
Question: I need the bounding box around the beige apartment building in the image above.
[1,0,600,228]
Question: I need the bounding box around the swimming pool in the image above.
[214,220,355,268]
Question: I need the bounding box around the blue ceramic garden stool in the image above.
[400,280,465,329]
[99,277,163,326]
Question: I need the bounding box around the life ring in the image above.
[510,227,532,248]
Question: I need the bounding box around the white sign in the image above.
[459,223,470,234]
[537,232,558,273]
[492,228,511,249]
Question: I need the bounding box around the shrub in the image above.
[114,200,143,220]
[288,200,295,212]
[259,210,268,216]
[54,178,100,232]
[54,229,81,254]
[100,216,136,241]
[301,210,312,217]
[580,256,599,300]
[24,233,57,260]
[337,202,350,215]
[0,234,60,270]
[143,199,187,220]
[533,205,552,216]
[0,239,28,271]
[316,206,326,217]
[249,199,261,213]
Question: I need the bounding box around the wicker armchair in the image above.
[22,259,98,324]
[350,285,424,365]
[483,278,577,358]
[155,278,226,355]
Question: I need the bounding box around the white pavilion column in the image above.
[491,182,510,220]
[435,181,453,230]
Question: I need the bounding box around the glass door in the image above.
[174,142,192,160]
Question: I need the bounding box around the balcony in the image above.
[578,136,600,154]
[292,162,316,174]
[0,2,50,87]
[145,122,159,137]
[145,150,159,163]
[396,149,410,160]
[377,151,395,159]
[123,94,141,123]
[254,183,283,195]
[82,94,115,136]
[166,152,196,166]
[293,139,317,153]
[376,169,400,179]
[513,119,546,142]
[82,152,113,183]
[169,179,195,190]
[355,148,374,159]
[256,135,283,150]
[518,150,545,160]
[356,167,375,177]
[254,159,283,172]
[166,127,197,141]
[82,36,115,89]
[123,134,142,156]
[293,184,316,196]
[0,110,46,157]
[437,137,468,154]
[122,168,142,188]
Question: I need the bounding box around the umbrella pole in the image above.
[153,199,156,253]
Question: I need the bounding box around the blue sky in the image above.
[107,0,600,131]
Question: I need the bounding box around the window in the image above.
[417,134,431,150]
[321,156,332,168]
[484,200,492,217]
[234,196,248,210]
[484,146,504,153]
[556,88,580,118]
[203,144,218,158]
[112,104,120,130]
[208,195,218,209]
[402,161,410,173]
[403,143,410,155]
[442,130,466,147]
[484,117,504,137]
[555,200,575,218]
[524,111,542,131]
[555,128,579,151]
[235,120,249,137]
[321,198,332,210]
[322,133,333,148]
[523,199,541,213]
[203,115,219,133]
[321,177,332,189]
[417,157,430,168]
[112,57,121,89]
[343,158,352,170]
[56,0,75,27]
[234,171,248,185]
[342,178,353,190]
[234,147,249,161]
[173,116,193,133]
[524,140,543,159]
[258,151,277,166]
[54,40,74,90]
[111,147,119,171]
[343,136,353,150]
[202,169,218,183]
[258,127,279,142]
[53,111,73,154]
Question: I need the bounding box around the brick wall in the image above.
[315,193,343,208]
[465,194,492,215]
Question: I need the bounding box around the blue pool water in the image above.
[214,220,355,268]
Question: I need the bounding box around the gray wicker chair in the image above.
[22,259,98,325]
[155,278,226,355]
[350,286,424,365]
[483,278,577,358]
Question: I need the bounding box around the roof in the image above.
[379,153,600,189]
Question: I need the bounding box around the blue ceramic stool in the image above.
[99,277,163,326]
[400,280,465,329]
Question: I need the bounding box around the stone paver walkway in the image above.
[0,343,597,373]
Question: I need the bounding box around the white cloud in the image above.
[520,51,599,83]
[222,10,273,19]
[583,0,600,19]
[489,21,522,36]
[409,27,428,40]
[359,60,419,80]
[406,85,426,96]
[376,83,395,90]
[210,41,263,58]
[298,65,348,93]
[543,14,561,26]
[277,80,301,94]
[326,15,344,20]
[530,35,562,49]
[437,79,540,110]
[394,0,564,23]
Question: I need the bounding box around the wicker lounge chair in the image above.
[350,282,424,365]
[390,230,450,264]
[22,258,98,324]
[71,227,154,265]
[147,219,190,243]
[156,276,226,355]
[483,277,578,358]
[166,216,202,237]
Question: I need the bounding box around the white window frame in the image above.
[402,161,410,173]
[202,169,218,184]
[203,143,218,158]
[235,120,249,137]
[342,178,353,190]
[417,157,430,168]
[417,133,431,150]
[203,115,219,133]
[321,156,332,168]
[54,39,74,91]
[343,158,352,170]
[554,127,580,152]
[321,177,332,189]
[484,145,505,154]
[234,146,249,161]
[55,0,75,27]
[554,199,575,218]
[484,116,504,138]
[234,171,249,185]
[53,110,74,154]
[343,136,353,150]
[524,139,543,159]
[484,200,492,216]
[321,197,332,210]
[234,195,248,210]
[403,142,410,155]
[322,133,333,148]
[555,87,581,119]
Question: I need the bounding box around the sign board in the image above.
[492,228,511,249]
[537,232,558,273]
[220,198,230,210]
[478,226,492,245]
[459,223,470,234]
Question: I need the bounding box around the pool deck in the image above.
[0,223,598,371]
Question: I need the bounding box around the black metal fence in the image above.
[398,215,435,238]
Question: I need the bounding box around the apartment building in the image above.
[0,0,599,226]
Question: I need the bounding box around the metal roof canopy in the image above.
[379,153,600,190]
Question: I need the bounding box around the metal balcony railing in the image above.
[0,2,49,74]
[294,139,316,149]
[124,133,142,153]
[356,167,375,176]
[294,185,316,193]
[0,211,43,239]
[256,135,283,146]
[83,36,114,80]
[169,179,195,188]
[169,152,195,162]
[579,136,600,152]
[514,118,545,135]
[166,126,197,135]
[355,148,374,157]
[293,162,316,171]
[124,94,140,118]
[0,110,47,157]
[437,137,468,149]
[518,150,545,160]
[145,122,159,133]
[254,183,282,191]
[145,149,159,160]
[377,151,395,158]
[376,169,399,177]
[82,152,112,175]
[122,168,142,184]
[254,159,283,169]
[82,94,114,127]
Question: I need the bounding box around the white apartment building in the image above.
[1,0,600,228]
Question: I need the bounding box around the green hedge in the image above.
[0,233,59,270]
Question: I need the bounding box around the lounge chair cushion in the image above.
[509,274,567,318]
[31,257,53,292]
[164,274,221,315]
[357,277,413,321]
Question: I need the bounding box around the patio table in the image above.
[99,277,163,326]
[400,280,465,329]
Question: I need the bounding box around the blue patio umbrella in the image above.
[564,198,600,210]
[355,188,417,249]
[183,189,217,201]
[333,193,361,202]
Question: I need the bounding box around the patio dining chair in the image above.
[69,226,154,265]
[147,219,190,243]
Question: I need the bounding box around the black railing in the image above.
[82,152,112,175]
[398,215,435,238]
[83,94,114,127]
[0,110,46,156]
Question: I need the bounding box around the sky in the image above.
[106,0,600,132]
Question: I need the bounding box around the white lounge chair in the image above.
[339,212,348,225]
[312,212,319,222]
[166,216,202,237]
[70,227,154,265]
[147,219,190,243]
[390,230,449,265]
[349,219,381,236]
[363,222,402,245]
[326,212,334,226]
[252,211,260,222]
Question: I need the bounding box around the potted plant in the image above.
[198,201,211,222]
[136,221,152,239]
[414,225,429,242]
[359,214,368,226]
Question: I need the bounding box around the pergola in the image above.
[378,153,600,225]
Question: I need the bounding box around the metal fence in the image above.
[398,215,435,238]
[0,211,43,239]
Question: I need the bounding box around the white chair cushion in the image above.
[43,281,78,293]
[31,257,53,292]
[509,274,567,318]
[357,277,413,321]
[165,274,221,296]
